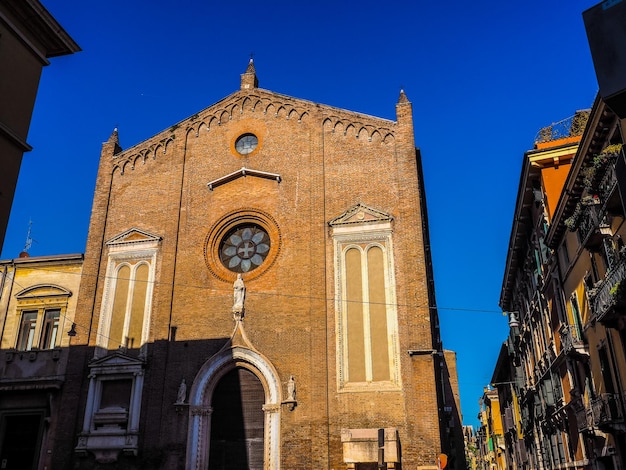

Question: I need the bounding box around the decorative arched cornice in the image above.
[16,284,73,299]
[265,102,276,116]
[112,135,175,175]
[322,114,394,143]
[382,133,395,144]
[110,88,397,177]
[276,105,288,118]
[218,110,230,125]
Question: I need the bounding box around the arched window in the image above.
[96,229,160,356]
[343,244,395,385]
[329,204,401,391]
[107,262,150,350]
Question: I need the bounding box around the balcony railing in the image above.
[590,255,626,326]
[596,162,617,202]
[574,405,593,432]
[591,393,625,430]
[578,203,611,249]
[559,325,588,357]
[579,204,599,244]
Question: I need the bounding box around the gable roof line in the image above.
[105,228,162,246]
[328,202,393,227]
[111,88,396,158]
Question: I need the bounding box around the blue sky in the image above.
[2,0,601,428]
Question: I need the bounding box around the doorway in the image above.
[209,367,265,470]
[0,413,43,470]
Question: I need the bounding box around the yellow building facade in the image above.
[0,253,83,469]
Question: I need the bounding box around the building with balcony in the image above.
[544,97,626,469]
[0,0,80,250]
[0,253,82,469]
[497,111,588,470]
[495,96,626,470]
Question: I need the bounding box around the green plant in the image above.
[600,143,623,157]
[581,194,600,205]
[565,203,583,231]
[583,144,622,190]
[582,166,597,189]
[609,280,626,306]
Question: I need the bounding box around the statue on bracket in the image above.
[233,274,246,319]
[283,375,297,411]
[176,378,187,404]
[287,375,296,401]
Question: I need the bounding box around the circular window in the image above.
[219,224,270,273]
[235,133,258,155]
[204,209,281,282]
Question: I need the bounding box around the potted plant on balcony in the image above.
[609,280,626,308]
[583,144,623,191]
[581,194,601,206]
[565,203,583,231]
[599,143,623,159]
[582,166,597,190]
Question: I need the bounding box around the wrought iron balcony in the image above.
[589,255,626,327]
[578,203,611,249]
[590,393,625,431]
[559,325,588,357]
[572,401,592,432]
[596,162,617,202]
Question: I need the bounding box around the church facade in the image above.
[52,61,459,470]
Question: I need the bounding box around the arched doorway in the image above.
[209,367,265,470]
[186,346,281,470]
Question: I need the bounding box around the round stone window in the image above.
[219,224,270,273]
[204,209,281,282]
[235,133,258,155]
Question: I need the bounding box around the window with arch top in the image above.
[329,204,401,391]
[96,229,160,356]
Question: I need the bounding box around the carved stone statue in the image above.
[233,273,246,316]
[287,375,296,402]
[176,378,187,404]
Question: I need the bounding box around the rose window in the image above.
[219,224,270,273]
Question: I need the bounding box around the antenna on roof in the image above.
[24,219,33,253]
[19,219,34,258]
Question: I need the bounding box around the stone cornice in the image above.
[207,167,281,191]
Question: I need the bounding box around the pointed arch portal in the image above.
[186,347,281,470]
